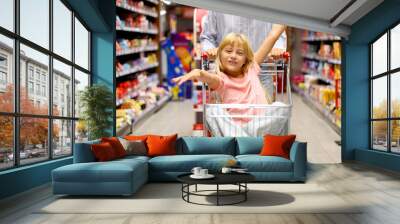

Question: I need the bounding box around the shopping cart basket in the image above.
[201,52,292,137]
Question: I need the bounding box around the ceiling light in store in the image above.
[162,0,171,5]
[160,9,166,16]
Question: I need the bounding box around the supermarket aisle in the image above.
[131,100,195,137]
[132,93,341,164]
[290,93,341,164]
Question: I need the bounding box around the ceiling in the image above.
[171,0,384,37]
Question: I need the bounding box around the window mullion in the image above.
[48,0,53,160]
[71,11,76,153]
[387,29,391,153]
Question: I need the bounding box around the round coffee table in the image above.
[177,173,255,206]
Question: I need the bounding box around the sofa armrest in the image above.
[73,140,100,163]
[289,141,307,181]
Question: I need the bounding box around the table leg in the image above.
[245,183,247,201]
[217,184,219,206]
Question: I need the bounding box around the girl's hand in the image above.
[172,69,201,86]
[270,24,287,38]
[206,48,218,60]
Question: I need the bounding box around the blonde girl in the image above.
[173,24,286,105]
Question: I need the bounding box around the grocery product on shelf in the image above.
[116,53,158,77]
[116,0,164,136]
[116,0,158,18]
[116,74,171,135]
[292,30,342,132]
[116,37,158,56]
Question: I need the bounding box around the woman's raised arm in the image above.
[254,24,286,65]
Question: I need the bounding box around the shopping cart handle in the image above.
[282,52,290,59]
[201,52,208,60]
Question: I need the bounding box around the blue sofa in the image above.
[52,137,307,196]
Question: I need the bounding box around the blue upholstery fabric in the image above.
[149,154,235,173]
[290,142,307,181]
[73,140,100,163]
[235,137,263,155]
[52,158,148,195]
[53,137,307,196]
[176,137,236,155]
[236,155,293,172]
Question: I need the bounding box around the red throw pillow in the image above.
[146,134,178,157]
[124,135,149,141]
[91,142,117,162]
[260,134,296,159]
[101,137,126,158]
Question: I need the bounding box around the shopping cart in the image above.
[201,52,292,137]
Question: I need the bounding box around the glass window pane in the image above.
[372,33,387,76]
[391,24,400,70]
[20,0,49,49]
[20,44,49,115]
[53,119,72,158]
[53,0,72,60]
[0,0,14,31]
[75,120,88,143]
[74,69,89,118]
[74,18,89,70]
[372,121,388,151]
[391,120,400,153]
[53,59,72,117]
[0,116,14,170]
[372,76,387,119]
[391,72,400,118]
[20,117,49,165]
[0,35,14,113]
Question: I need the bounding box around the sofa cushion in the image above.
[124,135,149,142]
[148,154,235,172]
[177,137,236,155]
[101,137,127,158]
[260,135,296,159]
[236,137,263,155]
[91,142,118,162]
[73,139,100,163]
[52,159,147,183]
[236,155,293,172]
[147,134,178,157]
[119,138,147,156]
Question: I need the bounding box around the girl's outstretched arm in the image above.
[254,24,286,65]
[172,69,220,90]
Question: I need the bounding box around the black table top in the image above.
[177,172,255,185]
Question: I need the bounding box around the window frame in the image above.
[0,0,92,171]
[370,20,400,154]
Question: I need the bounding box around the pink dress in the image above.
[214,62,267,105]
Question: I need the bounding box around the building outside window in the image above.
[28,81,34,94]
[0,0,91,170]
[28,66,34,80]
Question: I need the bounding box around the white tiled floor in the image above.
[132,93,341,164]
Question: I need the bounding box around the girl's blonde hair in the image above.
[215,33,254,74]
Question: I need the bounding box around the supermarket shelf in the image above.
[302,53,341,65]
[116,3,158,18]
[117,63,159,78]
[302,36,341,42]
[116,80,159,107]
[116,94,171,136]
[292,84,341,134]
[116,26,158,35]
[116,46,159,56]
[301,69,335,85]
